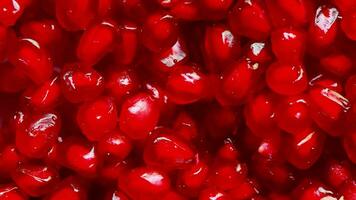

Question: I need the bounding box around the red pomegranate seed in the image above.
[97,130,132,160]
[141,13,178,52]
[266,62,308,96]
[55,0,96,31]
[76,97,118,141]
[105,68,140,102]
[9,38,53,85]
[275,95,312,135]
[77,21,117,66]
[15,112,61,159]
[271,27,306,62]
[244,92,279,137]
[324,160,351,187]
[284,127,325,169]
[308,86,350,136]
[118,167,171,200]
[0,0,29,26]
[320,53,353,77]
[119,92,160,140]
[204,24,240,71]
[22,77,61,111]
[61,137,98,176]
[46,177,87,200]
[166,65,208,104]
[12,162,59,197]
[218,59,264,105]
[0,184,27,200]
[60,65,104,103]
[228,0,271,40]
[144,133,195,170]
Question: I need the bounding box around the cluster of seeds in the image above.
[0,0,355,199]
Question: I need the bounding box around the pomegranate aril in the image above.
[228,0,271,40]
[275,95,312,135]
[166,65,208,104]
[244,92,279,137]
[308,86,350,136]
[61,137,98,176]
[141,13,178,52]
[0,0,29,26]
[15,112,61,158]
[0,184,27,200]
[46,177,87,200]
[77,97,118,141]
[266,62,308,96]
[324,160,351,187]
[119,92,160,140]
[60,65,104,103]
[9,38,53,85]
[218,59,264,105]
[178,161,209,190]
[283,127,325,169]
[77,21,117,66]
[105,68,139,102]
[204,24,240,72]
[12,162,59,197]
[118,167,171,200]
[55,0,96,31]
[144,133,195,170]
[20,19,64,48]
[271,27,306,62]
[22,77,61,111]
[97,130,132,160]
[320,53,353,77]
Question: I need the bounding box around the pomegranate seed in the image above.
[60,65,104,103]
[12,162,59,197]
[76,97,118,141]
[284,127,325,169]
[0,0,29,26]
[15,112,61,158]
[119,92,160,140]
[9,38,53,85]
[271,27,306,62]
[0,184,27,200]
[141,13,178,52]
[97,130,132,160]
[228,0,271,40]
[55,0,96,31]
[266,62,308,96]
[118,167,171,199]
[77,21,117,66]
[144,133,195,170]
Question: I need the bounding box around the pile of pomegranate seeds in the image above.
[0,0,356,199]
